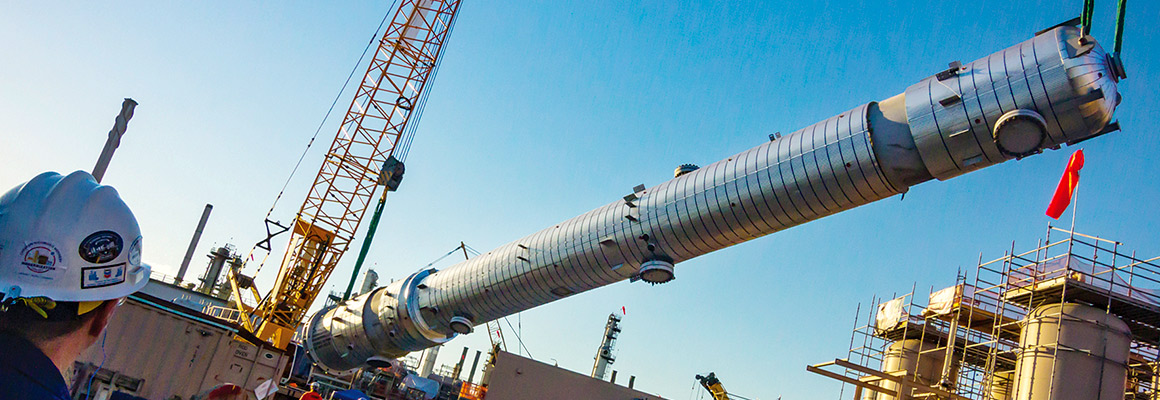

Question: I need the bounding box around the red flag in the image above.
[621,306,626,315]
[1046,150,1085,219]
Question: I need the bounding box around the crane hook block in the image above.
[379,156,405,191]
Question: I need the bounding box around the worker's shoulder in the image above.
[0,366,70,400]
[0,334,71,400]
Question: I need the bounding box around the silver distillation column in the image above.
[305,25,1124,372]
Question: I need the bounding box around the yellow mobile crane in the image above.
[696,372,757,400]
[227,0,465,349]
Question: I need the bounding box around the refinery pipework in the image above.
[305,25,1123,371]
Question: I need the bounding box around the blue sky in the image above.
[2,1,1157,398]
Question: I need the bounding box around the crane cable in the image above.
[244,1,399,271]
[502,316,534,359]
[395,0,463,161]
[248,0,462,278]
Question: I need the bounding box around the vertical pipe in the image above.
[466,350,481,384]
[629,375,635,389]
[178,204,213,283]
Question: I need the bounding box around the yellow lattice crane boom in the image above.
[246,0,464,349]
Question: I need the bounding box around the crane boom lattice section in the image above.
[254,0,462,348]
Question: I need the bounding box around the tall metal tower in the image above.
[591,313,623,380]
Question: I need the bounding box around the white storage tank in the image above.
[863,339,954,400]
[1011,303,1131,400]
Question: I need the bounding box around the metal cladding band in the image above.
[903,26,1119,180]
[307,270,454,371]
[305,26,1122,369]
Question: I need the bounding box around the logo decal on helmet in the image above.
[21,242,62,274]
[128,236,142,267]
[82,263,126,289]
[79,231,123,264]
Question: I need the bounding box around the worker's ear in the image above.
[87,299,120,338]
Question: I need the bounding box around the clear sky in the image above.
[2,1,1157,399]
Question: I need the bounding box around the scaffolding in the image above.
[809,226,1160,399]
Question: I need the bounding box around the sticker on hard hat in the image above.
[128,236,142,267]
[81,263,126,289]
[21,242,62,275]
[79,231,123,264]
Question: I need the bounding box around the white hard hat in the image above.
[0,171,150,303]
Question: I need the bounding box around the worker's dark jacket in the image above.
[0,332,72,400]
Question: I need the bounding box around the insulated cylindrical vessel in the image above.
[862,339,954,400]
[1011,303,1131,400]
[306,25,1123,371]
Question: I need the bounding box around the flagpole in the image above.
[1066,149,1082,271]
[1066,177,1079,271]
[1070,182,1079,235]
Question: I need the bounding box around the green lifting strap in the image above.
[1081,0,1094,35]
[1112,0,1127,54]
[344,191,388,301]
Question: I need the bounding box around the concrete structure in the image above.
[70,291,290,400]
[485,351,662,400]
[307,24,1123,371]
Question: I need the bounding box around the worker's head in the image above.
[0,171,150,352]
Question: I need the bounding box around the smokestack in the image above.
[92,98,137,183]
[452,346,468,380]
[467,350,481,384]
[177,204,213,283]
